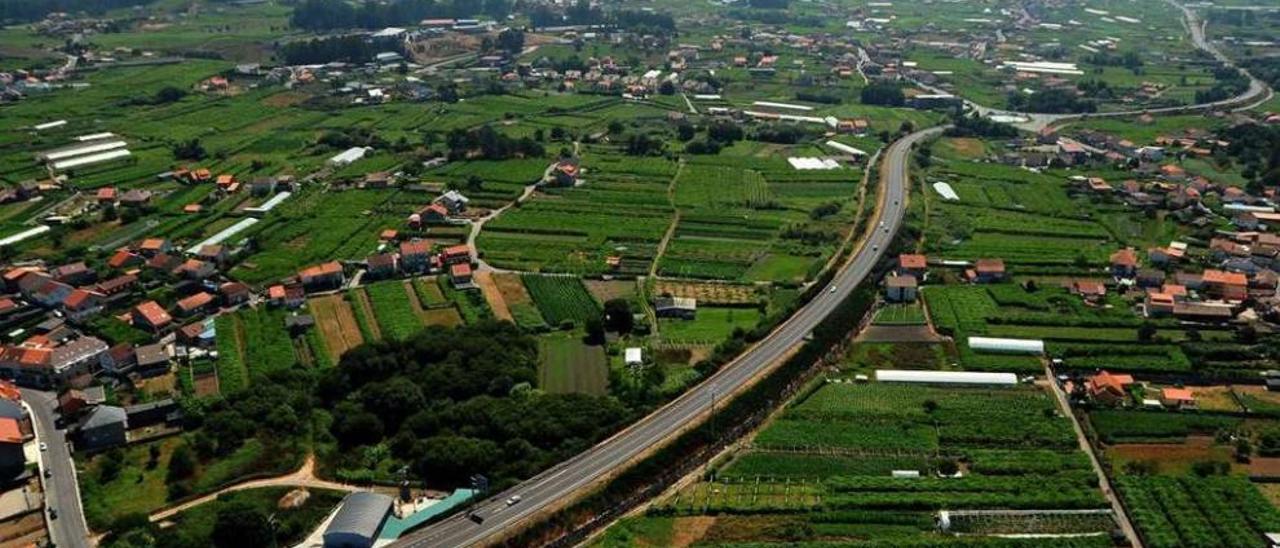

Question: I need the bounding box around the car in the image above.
[505,495,522,506]
[828,286,837,293]
[43,469,51,479]
[48,509,57,520]
[467,512,485,524]
[38,442,47,452]
[893,200,899,205]
[871,245,878,251]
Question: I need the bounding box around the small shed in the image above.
[625,347,643,366]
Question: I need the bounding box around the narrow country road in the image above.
[22,389,89,548]
[392,127,945,548]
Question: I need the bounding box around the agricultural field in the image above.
[522,274,601,327]
[618,381,1111,545]
[308,294,364,363]
[659,307,762,345]
[538,336,609,396]
[872,303,927,326]
[1115,475,1280,548]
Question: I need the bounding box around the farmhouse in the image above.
[1160,387,1196,410]
[435,190,469,214]
[1085,370,1134,406]
[441,244,472,265]
[897,254,927,278]
[970,259,1006,283]
[132,301,172,332]
[399,240,433,273]
[885,274,918,303]
[366,253,398,279]
[299,262,345,291]
[449,262,474,288]
[1109,248,1138,278]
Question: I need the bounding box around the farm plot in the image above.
[365,280,425,340]
[538,336,608,396]
[659,307,762,345]
[214,314,248,394]
[493,273,547,330]
[653,280,759,305]
[1115,475,1280,548]
[308,294,364,362]
[522,275,600,327]
[872,303,926,326]
[237,307,299,378]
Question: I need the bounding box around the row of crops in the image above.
[1116,475,1280,548]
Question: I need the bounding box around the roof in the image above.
[1202,269,1247,286]
[134,343,168,366]
[899,254,927,269]
[325,492,394,541]
[268,285,287,299]
[968,336,1044,354]
[400,240,432,256]
[886,274,916,288]
[625,347,642,363]
[450,262,472,276]
[443,244,471,257]
[176,292,214,312]
[974,258,1004,273]
[134,301,172,327]
[0,417,21,444]
[299,261,343,279]
[82,405,126,430]
[1162,387,1195,401]
[875,369,1018,385]
[1110,248,1138,267]
[1087,370,1133,396]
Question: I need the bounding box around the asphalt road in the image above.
[393,127,944,548]
[22,388,90,548]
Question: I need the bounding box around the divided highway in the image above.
[394,126,945,548]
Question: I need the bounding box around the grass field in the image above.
[308,294,364,363]
[538,336,609,395]
[660,307,762,345]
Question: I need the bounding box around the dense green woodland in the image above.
[0,0,154,24]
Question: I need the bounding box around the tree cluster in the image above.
[316,322,632,488]
[0,0,152,23]
[290,0,512,30]
[1007,88,1096,114]
[445,125,545,160]
[279,35,402,65]
[943,113,1019,139]
[860,82,905,107]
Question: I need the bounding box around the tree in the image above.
[860,82,905,106]
[676,122,695,141]
[172,138,207,161]
[602,299,634,334]
[212,500,274,548]
[584,317,606,345]
[99,449,124,482]
[167,443,194,481]
[147,445,161,470]
[937,459,959,476]
[658,80,676,95]
[1137,323,1158,342]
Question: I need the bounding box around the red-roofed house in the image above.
[1160,387,1196,410]
[972,259,1005,283]
[299,262,344,291]
[441,244,471,266]
[897,254,927,277]
[400,240,433,273]
[1086,371,1134,406]
[267,285,287,306]
[108,249,141,270]
[96,187,117,204]
[1201,269,1248,301]
[62,289,103,321]
[175,292,215,316]
[132,301,172,332]
[450,262,474,288]
[1110,248,1138,278]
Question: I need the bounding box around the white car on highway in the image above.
[505,495,522,506]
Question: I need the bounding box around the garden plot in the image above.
[308,294,364,362]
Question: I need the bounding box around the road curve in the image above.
[22,388,90,548]
[393,127,944,548]
[916,0,1272,132]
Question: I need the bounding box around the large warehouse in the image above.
[323,492,395,548]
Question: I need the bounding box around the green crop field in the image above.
[522,275,601,327]
[538,336,609,396]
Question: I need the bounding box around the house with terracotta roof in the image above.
[284,285,306,308]
[1068,280,1107,303]
[0,416,24,476]
[96,187,117,204]
[94,274,137,296]
[196,244,229,266]
[1160,387,1196,410]
[137,238,171,257]
[267,285,287,306]
[177,259,216,281]
[971,259,1005,283]
[99,343,136,374]
[62,289,103,322]
[120,189,153,207]
[175,292,215,316]
[52,261,95,286]
[897,254,927,277]
[1086,370,1134,406]
[0,336,108,388]
[107,249,141,270]
[415,203,449,226]
[399,240,433,273]
[1109,248,1138,278]
[1201,269,1248,301]
[1147,245,1185,266]
[450,262,474,288]
[299,262,345,291]
[552,160,579,187]
[379,229,398,242]
[132,301,172,332]
[441,244,472,266]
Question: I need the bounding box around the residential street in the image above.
[21,389,89,548]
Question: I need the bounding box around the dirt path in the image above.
[148,455,361,523]
[1044,361,1144,548]
[649,161,685,277]
[473,271,513,321]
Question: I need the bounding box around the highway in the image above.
[394,126,945,548]
[22,388,90,548]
